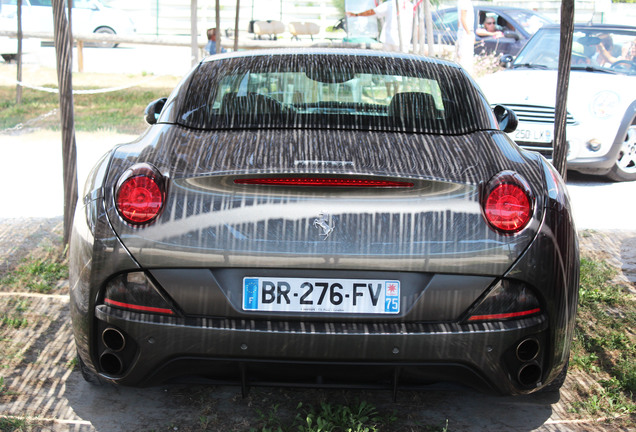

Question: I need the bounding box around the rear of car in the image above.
[70,50,578,395]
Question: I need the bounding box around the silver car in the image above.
[479,24,636,181]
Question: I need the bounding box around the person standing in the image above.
[205,28,227,55]
[347,0,415,52]
[456,0,475,75]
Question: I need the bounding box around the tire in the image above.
[540,361,568,393]
[606,123,636,182]
[78,352,104,386]
[90,26,118,49]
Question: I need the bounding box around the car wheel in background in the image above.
[90,26,118,49]
[606,123,636,182]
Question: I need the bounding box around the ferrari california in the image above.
[69,49,579,395]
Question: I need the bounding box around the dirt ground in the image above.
[0,218,634,432]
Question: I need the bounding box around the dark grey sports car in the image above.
[69,49,579,395]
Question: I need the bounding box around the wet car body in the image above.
[70,49,579,395]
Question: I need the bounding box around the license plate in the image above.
[512,124,553,143]
[243,277,400,314]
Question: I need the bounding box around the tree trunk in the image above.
[16,0,22,104]
[395,0,403,52]
[52,0,78,245]
[553,0,575,181]
[215,0,221,53]
[191,0,198,66]
[234,0,240,51]
[424,0,434,56]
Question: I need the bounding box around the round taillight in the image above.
[483,175,533,233]
[116,174,163,224]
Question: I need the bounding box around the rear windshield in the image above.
[166,51,493,135]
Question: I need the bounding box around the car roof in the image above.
[540,23,636,31]
[438,5,548,13]
[201,48,460,69]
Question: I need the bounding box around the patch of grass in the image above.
[253,400,396,432]
[0,298,30,329]
[0,416,42,432]
[0,416,27,431]
[1,246,68,294]
[67,357,78,370]
[579,258,623,306]
[570,257,635,423]
[0,84,173,134]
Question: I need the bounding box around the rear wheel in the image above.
[78,352,104,385]
[606,123,636,182]
[540,361,568,393]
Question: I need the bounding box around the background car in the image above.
[70,49,579,395]
[479,24,636,181]
[432,6,552,56]
[0,0,136,48]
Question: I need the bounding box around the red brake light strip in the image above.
[468,308,541,322]
[105,298,175,315]
[234,178,414,187]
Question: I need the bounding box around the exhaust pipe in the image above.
[518,362,542,387]
[516,338,540,362]
[102,327,126,352]
[99,351,124,376]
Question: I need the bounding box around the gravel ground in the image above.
[0,218,634,432]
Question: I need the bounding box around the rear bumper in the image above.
[93,305,549,395]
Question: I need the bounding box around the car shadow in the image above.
[566,170,614,186]
[62,376,557,431]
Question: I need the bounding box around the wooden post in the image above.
[553,0,575,181]
[191,0,198,66]
[424,0,434,56]
[16,0,22,104]
[395,0,403,52]
[418,3,425,55]
[52,0,78,245]
[77,40,84,72]
[215,0,221,53]
[234,0,240,51]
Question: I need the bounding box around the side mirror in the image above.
[493,105,518,133]
[144,97,167,125]
[503,30,520,41]
[499,54,514,68]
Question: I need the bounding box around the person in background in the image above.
[476,17,503,38]
[622,39,636,61]
[456,0,475,75]
[205,28,226,55]
[346,0,414,52]
[594,33,619,67]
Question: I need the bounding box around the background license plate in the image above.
[513,125,552,143]
[243,277,400,314]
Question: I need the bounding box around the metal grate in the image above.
[501,104,576,125]
[514,142,554,159]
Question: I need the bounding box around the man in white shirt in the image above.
[347,0,414,52]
